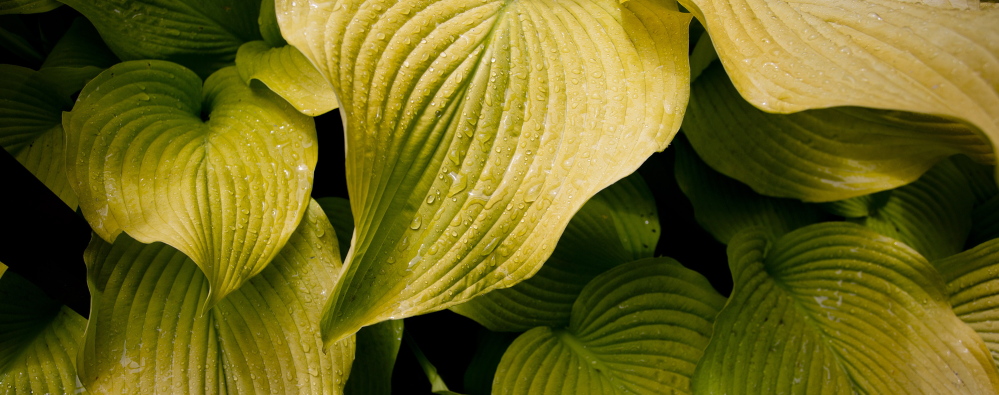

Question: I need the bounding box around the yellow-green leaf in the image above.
[344,320,403,395]
[79,200,353,394]
[0,269,87,395]
[317,196,355,261]
[693,223,999,394]
[278,0,692,344]
[680,0,999,164]
[493,258,726,394]
[936,238,999,367]
[451,173,659,331]
[236,40,338,116]
[684,62,992,202]
[64,60,317,310]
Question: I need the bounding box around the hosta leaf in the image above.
[278,0,692,344]
[0,268,87,394]
[60,0,262,78]
[692,222,999,394]
[936,238,999,367]
[463,329,518,395]
[64,60,317,310]
[952,154,998,206]
[674,136,823,244]
[344,320,403,395]
[236,40,338,116]
[451,173,659,331]
[0,0,60,14]
[0,65,77,208]
[318,196,355,261]
[38,17,119,98]
[679,0,999,163]
[684,62,992,202]
[493,258,726,394]
[79,200,354,394]
[823,158,975,260]
[258,0,285,47]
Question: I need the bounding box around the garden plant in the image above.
[1,0,999,393]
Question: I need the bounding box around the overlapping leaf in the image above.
[0,0,60,14]
[684,63,992,202]
[693,223,999,393]
[79,200,353,394]
[64,60,317,310]
[679,0,999,164]
[236,40,338,116]
[343,320,403,395]
[822,158,976,260]
[278,0,692,344]
[0,267,87,394]
[493,258,726,394]
[936,238,999,367]
[674,136,823,244]
[451,173,659,331]
[60,0,262,77]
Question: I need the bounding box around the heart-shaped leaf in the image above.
[493,258,726,394]
[278,0,693,344]
[60,0,262,77]
[236,40,338,116]
[679,0,999,163]
[684,62,992,202]
[451,173,659,331]
[822,158,976,260]
[936,238,999,367]
[64,60,317,310]
[0,266,87,394]
[674,136,824,244]
[693,222,999,393]
[79,200,354,394]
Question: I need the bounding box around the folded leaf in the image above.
[685,62,992,202]
[679,0,999,164]
[65,60,317,310]
[451,173,659,331]
[0,65,78,208]
[0,269,87,394]
[693,223,999,394]
[674,136,824,244]
[0,0,60,14]
[278,0,692,344]
[60,0,262,78]
[823,158,976,260]
[936,238,999,367]
[236,40,338,116]
[344,320,403,395]
[79,200,354,394]
[493,258,726,394]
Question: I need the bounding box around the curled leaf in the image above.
[236,40,338,116]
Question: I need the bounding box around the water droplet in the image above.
[410,216,422,230]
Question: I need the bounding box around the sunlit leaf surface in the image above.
[679,0,999,165]
[693,222,999,394]
[493,258,725,394]
[65,60,317,310]
[684,63,993,202]
[278,0,692,344]
[236,40,338,116]
[451,173,659,331]
[79,200,353,394]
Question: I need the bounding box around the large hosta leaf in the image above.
[79,200,354,394]
[679,0,999,163]
[674,136,823,244]
[936,238,999,367]
[684,62,993,202]
[0,267,87,394]
[822,158,976,260]
[65,60,317,310]
[235,40,338,116]
[493,258,726,394]
[60,0,262,77]
[693,223,999,394]
[451,173,659,331]
[278,0,692,344]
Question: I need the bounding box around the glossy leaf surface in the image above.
[235,40,338,116]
